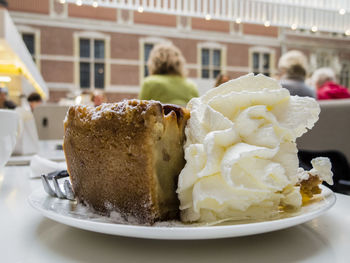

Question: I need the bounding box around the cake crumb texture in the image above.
[63,100,189,224]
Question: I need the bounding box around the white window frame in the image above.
[197,42,226,79]
[249,46,275,76]
[74,31,110,90]
[139,37,170,83]
[17,25,41,71]
[340,62,350,88]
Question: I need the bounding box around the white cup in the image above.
[0,109,19,170]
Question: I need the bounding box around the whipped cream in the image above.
[177,73,330,223]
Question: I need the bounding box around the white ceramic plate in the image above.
[28,185,336,240]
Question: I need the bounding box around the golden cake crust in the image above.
[63,100,189,224]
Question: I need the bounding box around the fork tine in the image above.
[41,170,75,200]
[52,176,67,199]
[41,174,57,197]
[64,180,75,200]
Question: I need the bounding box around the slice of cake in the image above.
[63,100,189,225]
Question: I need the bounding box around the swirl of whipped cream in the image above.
[177,74,321,223]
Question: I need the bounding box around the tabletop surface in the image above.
[1,165,350,263]
[7,140,65,166]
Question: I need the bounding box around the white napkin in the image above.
[30,155,67,178]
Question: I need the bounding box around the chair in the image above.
[297,99,350,194]
[33,104,70,140]
[297,99,350,163]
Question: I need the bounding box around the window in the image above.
[200,48,222,79]
[19,29,41,70]
[340,63,350,88]
[143,43,154,77]
[249,47,275,77]
[79,38,105,89]
[251,52,271,76]
[22,33,35,60]
[316,51,332,68]
[22,33,38,64]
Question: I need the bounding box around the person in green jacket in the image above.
[139,43,199,107]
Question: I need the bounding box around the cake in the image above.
[63,100,190,224]
[63,74,333,226]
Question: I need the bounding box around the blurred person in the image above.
[75,90,93,106]
[278,50,316,98]
[0,0,8,8]
[27,92,42,111]
[0,87,16,109]
[312,67,350,100]
[139,43,199,106]
[215,74,230,87]
[91,90,106,106]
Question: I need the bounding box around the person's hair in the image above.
[278,50,308,80]
[0,0,8,8]
[147,43,186,77]
[311,67,336,88]
[27,92,42,102]
[90,90,106,102]
[215,74,229,87]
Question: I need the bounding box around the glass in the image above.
[22,33,35,55]
[80,62,90,88]
[213,70,221,78]
[201,69,209,78]
[80,39,90,58]
[94,63,105,89]
[213,50,221,67]
[144,43,154,62]
[144,43,154,76]
[144,65,149,77]
[94,40,105,59]
[340,64,350,87]
[263,53,270,70]
[253,52,259,70]
[201,49,209,66]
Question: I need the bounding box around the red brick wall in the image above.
[48,90,69,103]
[41,61,74,83]
[39,26,75,56]
[49,90,138,104]
[227,43,250,67]
[339,52,350,61]
[171,38,198,64]
[68,4,117,21]
[192,18,230,33]
[111,65,139,85]
[111,33,139,60]
[243,24,279,37]
[226,71,249,79]
[7,0,49,14]
[187,69,197,78]
[134,12,176,27]
[105,92,137,103]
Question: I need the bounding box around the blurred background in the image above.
[1,0,349,104]
[1,1,350,177]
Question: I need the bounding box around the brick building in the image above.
[7,0,350,102]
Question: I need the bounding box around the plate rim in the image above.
[28,185,336,240]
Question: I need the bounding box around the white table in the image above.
[1,165,350,263]
[7,140,65,166]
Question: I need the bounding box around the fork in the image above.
[41,170,75,200]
